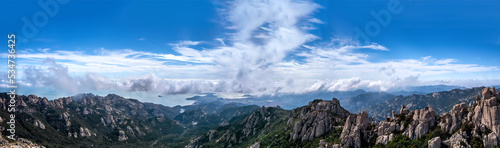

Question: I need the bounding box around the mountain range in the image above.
[0,85,498,147]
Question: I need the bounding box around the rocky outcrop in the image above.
[428,137,441,148]
[340,111,370,148]
[375,133,394,145]
[242,107,274,137]
[443,131,470,148]
[403,107,437,140]
[59,112,71,127]
[291,98,350,141]
[373,87,499,148]
[186,106,282,148]
[33,119,45,129]
[365,87,485,121]
[79,127,93,137]
[439,103,467,134]
[118,130,128,141]
[374,105,437,146]
[0,93,186,147]
[468,87,500,147]
[0,133,45,148]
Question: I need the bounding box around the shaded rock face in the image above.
[243,107,275,137]
[291,98,350,141]
[439,103,468,134]
[340,111,370,148]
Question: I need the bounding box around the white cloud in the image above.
[7,0,500,98]
[308,18,324,24]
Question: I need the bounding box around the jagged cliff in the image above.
[332,87,500,148]
[186,98,350,147]
[0,93,186,147]
[186,87,500,148]
[1,87,499,147]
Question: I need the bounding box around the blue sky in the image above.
[1,0,499,105]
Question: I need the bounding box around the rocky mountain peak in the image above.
[290,98,350,141]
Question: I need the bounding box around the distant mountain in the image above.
[2,86,499,147]
[0,93,260,147]
[186,98,350,148]
[186,87,500,148]
[174,102,259,127]
[183,85,469,111]
[193,90,369,110]
[339,92,396,113]
[365,87,485,120]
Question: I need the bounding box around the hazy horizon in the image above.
[1,0,499,106]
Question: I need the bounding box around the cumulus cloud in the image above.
[10,0,500,98]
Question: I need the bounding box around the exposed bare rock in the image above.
[126,126,135,135]
[33,119,45,129]
[83,107,91,115]
[375,133,394,145]
[242,106,274,138]
[400,105,410,115]
[118,130,128,141]
[59,112,71,127]
[443,131,470,148]
[249,142,260,148]
[101,114,117,128]
[0,133,45,147]
[340,111,370,148]
[80,127,93,137]
[51,97,72,108]
[185,136,203,148]
[291,98,350,141]
[471,87,500,135]
[428,137,441,148]
[439,103,468,134]
[484,132,498,148]
[207,130,215,142]
[403,107,436,139]
[377,121,400,136]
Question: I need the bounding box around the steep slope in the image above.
[186,98,351,148]
[318,87,500,148]
[0,93,186,147]
[186,87,500,148]
[174,102,259,127]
